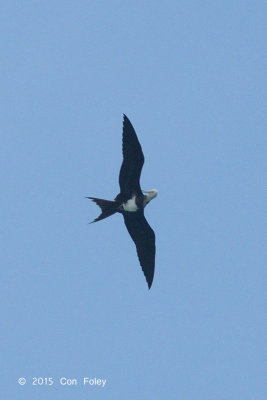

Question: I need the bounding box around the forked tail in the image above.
[86,197,119,223]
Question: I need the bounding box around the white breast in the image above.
[122,196,138,212]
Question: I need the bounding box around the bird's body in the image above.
[121,195,139,212]
[87,114,157,289]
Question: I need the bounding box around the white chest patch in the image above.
[122,196,138,212]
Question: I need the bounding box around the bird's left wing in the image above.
[123,211,155,289]
[119,114,144,199]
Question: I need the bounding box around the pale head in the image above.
[142,189,158,206]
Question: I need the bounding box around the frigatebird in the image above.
[87,114,157,289]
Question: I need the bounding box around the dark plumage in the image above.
[87,114,157,289]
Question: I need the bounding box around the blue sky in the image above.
[1,1,266,399]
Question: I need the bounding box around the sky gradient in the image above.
[1,1,266,399]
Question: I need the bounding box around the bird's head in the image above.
[142,189,158,206]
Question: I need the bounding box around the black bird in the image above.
[87,114,157,289]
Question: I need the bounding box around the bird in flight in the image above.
[87,114,157,289]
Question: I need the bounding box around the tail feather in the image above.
[86,197,118,223]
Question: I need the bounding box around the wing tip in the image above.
[145,273,154,290]
[122,113,129,127]
[147,281,153,290]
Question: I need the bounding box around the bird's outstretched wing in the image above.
[123,211,155,289]
[119,114,144,199]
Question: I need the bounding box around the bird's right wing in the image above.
[123,211,155,289]
[119,114,144,199]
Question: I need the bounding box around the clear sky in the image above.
[1,1,266,399]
